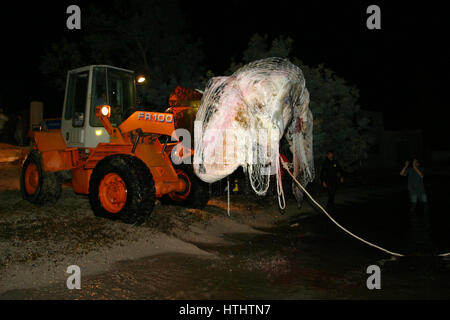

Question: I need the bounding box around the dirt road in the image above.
[2,162,449,299]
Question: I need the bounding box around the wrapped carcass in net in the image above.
[193,57,314,202]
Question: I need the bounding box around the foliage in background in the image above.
[40,2,373,173]
[297,61,374,173]
[227,33,374,173]
[40,0,205,111]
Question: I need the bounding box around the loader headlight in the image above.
[101,105,111,117]
[95,129,103,136]
[137,76,146,83]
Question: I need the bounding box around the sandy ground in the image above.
[0,162,404,295]
[0,144,28,166]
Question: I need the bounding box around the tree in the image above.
[40,0,206,111]
[226,33,294,74]
[40,38,85,94]
[296,61,373,172]
[227,33,373,173]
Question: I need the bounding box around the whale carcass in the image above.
[193,57,314,203]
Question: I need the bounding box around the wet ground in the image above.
[2,169,450,300]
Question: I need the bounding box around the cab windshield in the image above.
[90,67,135,127]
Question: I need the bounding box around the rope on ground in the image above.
[280,155,450,258]
[280,155,407,257]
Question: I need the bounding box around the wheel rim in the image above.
[24,162,39,195]
[169,169,191,201]
[99,173,127,213]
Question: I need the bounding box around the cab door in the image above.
[61,68,91,148]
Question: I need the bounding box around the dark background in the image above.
[0,1,447,149]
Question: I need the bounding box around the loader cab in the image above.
[61,65,136,148]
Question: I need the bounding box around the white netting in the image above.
[194,57,315,199]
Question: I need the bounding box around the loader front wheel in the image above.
[89,155,155,225]
[161,165,209,209]
[20,150,62,205]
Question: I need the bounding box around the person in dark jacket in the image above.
[320,151,344,212]
[400,157,428,214]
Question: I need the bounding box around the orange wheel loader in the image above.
[20,65,209,224]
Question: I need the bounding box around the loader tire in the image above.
[89,155,155,225]
[20,150,62,205]
[160,165,209,209]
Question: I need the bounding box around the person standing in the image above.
[400,158,428,214]
[320,151,344,212]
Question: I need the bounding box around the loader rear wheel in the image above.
[161,165,209,209]
[89,155,155,225]
[20,150,62,205]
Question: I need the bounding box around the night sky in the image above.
[0,1,448,149]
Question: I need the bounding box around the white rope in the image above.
[280,155,450,258]
[276,162,286,211]
[280,156,406,257]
